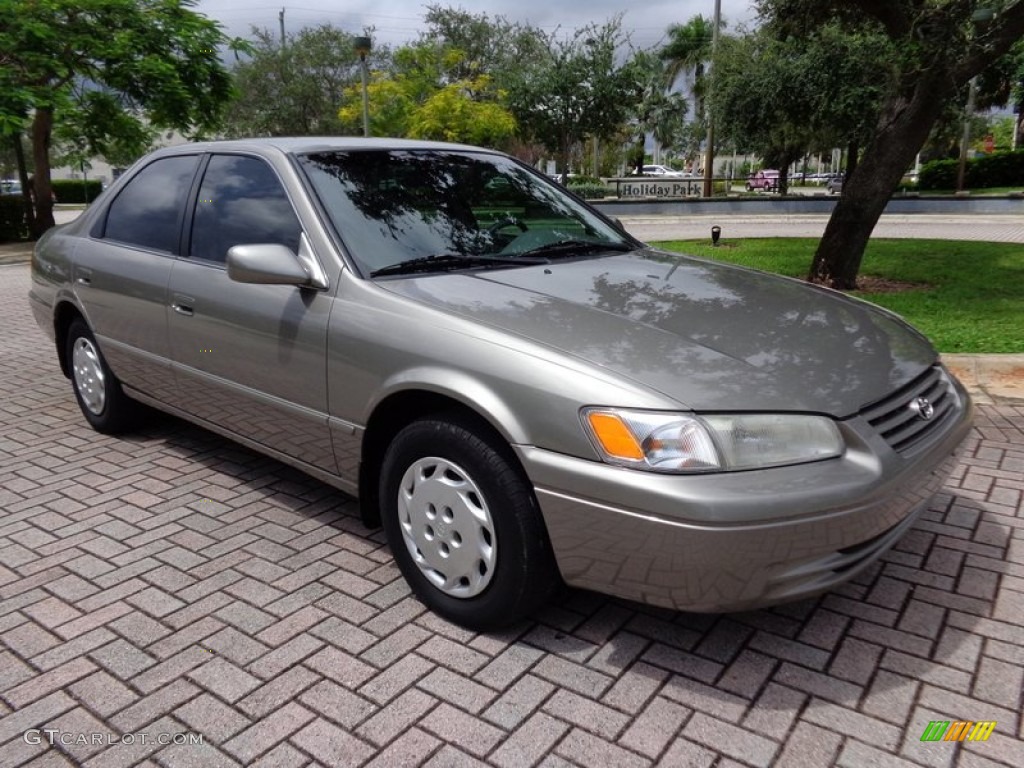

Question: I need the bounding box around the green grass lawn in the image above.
[651,238,1024,353]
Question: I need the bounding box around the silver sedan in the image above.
[30,138,972,629]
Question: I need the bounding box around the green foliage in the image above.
[712,23,890,181]
[1,0,236,234]
[52,88,157,171]
[919,151,1024,190]
[503,19,639,175]
[653,237,1024,352]
[0,195,28,242]
[50,179,103,204]
[0,0,234,137]
[337,46,517,146]
[225,24,370,137]
[421,4,547,85]
[626,51,689,163]
[408,77,517,145]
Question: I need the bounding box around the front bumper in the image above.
[517,382,973,613]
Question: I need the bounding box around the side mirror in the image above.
[226,244,311,286]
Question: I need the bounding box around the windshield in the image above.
[296,149,634,276]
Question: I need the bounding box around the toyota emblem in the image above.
[909,396,935,420]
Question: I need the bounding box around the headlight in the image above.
[581,408,844,472]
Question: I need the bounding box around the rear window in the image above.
[103,155,198,253]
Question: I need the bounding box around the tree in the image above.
[225,24,378,138]
[420,4,547,84]
[337,45,517,146]
[626,51,689,173]
[755,0,1024,289]
[711,31,819,192]
[52,83,158,174]
[660,16,717,120]
[504,19,640,177]
[0,0,234,236]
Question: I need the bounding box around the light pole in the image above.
[354,36,372,138]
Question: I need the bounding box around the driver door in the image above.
[166,153,335,473]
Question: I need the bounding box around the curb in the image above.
[942,354,1024,405]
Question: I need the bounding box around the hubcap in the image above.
[71,337,106,415]
[397,457,497,598]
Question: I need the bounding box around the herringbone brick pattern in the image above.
[2,263,1022,767]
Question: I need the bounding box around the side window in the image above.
[103,155,199,253]
[190,155,302,264]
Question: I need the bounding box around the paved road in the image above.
[1,261,1023,766]
[621,213,1024,244]
[53,208,1024,243]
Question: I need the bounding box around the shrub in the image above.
[919,150,1024,190]
[50,178,103,204]
[0,195,29,243]
[567,182,611,200]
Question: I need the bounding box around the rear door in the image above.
[166,153,335,472]
[73,154,200,404]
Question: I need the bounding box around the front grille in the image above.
[860,365,959,455]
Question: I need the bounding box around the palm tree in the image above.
[660,16,716,121]
[628,50,687,173]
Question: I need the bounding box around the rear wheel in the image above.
[379,416,559,630]
[66,319,138,433]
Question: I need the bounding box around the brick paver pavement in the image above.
[1,262,1022,767]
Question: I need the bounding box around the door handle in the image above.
[74,267,92,286]
[171,294,194,317]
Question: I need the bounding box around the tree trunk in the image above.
[13,134,36,236]
[31,107,56,237]
[808,75,950,289]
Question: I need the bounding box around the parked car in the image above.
[641,164,686,177]
[746,169,780,191]
[1,179,22,196]
[30,138,972,629]
[827,175,844,194]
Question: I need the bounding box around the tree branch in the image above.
[957,1,1024,81]
[839,0,912,37]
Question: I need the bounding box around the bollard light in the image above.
[711,226,722,246]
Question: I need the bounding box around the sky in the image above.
[196,0,758,51]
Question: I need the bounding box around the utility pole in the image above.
[279,8,286,49]
[957,76,978,193]
[355,37,372,138]
[702,0,721,198]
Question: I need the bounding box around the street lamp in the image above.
[354,36,372,138]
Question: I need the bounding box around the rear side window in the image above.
[103,155,198,253]
[189,155,301,264]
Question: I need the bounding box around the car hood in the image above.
[380,249,936,415]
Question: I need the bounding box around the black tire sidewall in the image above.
[66,319,133,433]
[379,417,556,630]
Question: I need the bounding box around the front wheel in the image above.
[379,416,559,630]
[66,319,138,433]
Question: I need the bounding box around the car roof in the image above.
[150,136,495,157]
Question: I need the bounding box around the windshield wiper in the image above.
[514,240,635,260]
[370,253,541,278]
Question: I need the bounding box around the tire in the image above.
[66,319,138,434]
[379,416,559,630]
